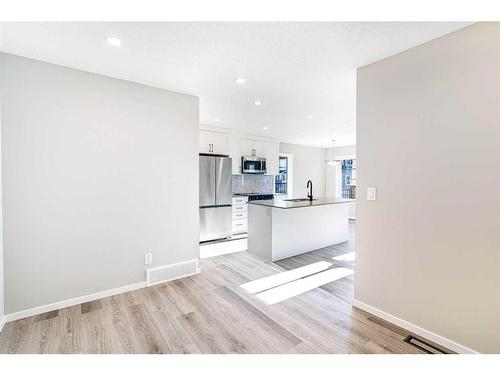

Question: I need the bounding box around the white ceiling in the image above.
[0,22,472,147]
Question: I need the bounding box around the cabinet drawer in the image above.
[232,196,249,205]
[232,219,248,233]
[232,203,248,212]
[232,210,247,220]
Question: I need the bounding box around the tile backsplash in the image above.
[232,174,274,194]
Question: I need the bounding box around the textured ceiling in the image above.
[0,22,472,147]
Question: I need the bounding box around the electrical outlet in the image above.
[144,252,153,265]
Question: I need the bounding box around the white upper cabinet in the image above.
[199,130,229,155]
[230,136,279,175]
[210,131,229,154]
[199,130,211,153]
[238,139,252,156]
[240,138,263,157]
[262,141,280,176]
[230,137,242,174]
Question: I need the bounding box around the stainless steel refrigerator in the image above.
[199,155,232,242]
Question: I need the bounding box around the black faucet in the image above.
[307,180,313,201]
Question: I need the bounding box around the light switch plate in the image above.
[144,252,153,265]
[367,187,377,201]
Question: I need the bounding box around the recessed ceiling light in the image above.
[214,118,221,122]
[262,127,269,130]
[253,100,262,106]
[235,77,246,84]
[106,36,122,47]
[306,115,313,119]
[299,133,305,136]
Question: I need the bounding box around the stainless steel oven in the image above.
[241,156,266,174]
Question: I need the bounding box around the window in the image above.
[275,156,288,194]
[341,159,356,199]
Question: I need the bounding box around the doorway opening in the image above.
[275,153,293,198]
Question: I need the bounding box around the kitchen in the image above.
[198,127,354,260]
[2,19,493,357]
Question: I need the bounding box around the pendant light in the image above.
[326,140,340,166]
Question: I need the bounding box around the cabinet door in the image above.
[239,138,254,156]
[210,132,228,155]
[199,130,211,153]
[252,139,264,156]
[263,141,280,175]
[241,138,264,156]
[230,137,242,174]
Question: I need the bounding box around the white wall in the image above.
[356,23,500,353]
[0,91,4,328]
[0,53,199,314]
[325,164,337,198]
[334,145,356,159]
[279,142,326,198]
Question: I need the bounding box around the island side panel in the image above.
[271,203,349,261]
[247,203,273,261]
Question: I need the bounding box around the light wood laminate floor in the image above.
[0,222,439,354]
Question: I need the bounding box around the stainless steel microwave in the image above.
[241,156,267,174]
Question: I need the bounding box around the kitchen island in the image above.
[247,197,353,261]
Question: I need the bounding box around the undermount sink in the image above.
[284,198,318,202]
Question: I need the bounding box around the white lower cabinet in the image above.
[232,196,248,205]
[232,209,247,220]
[232,219,248,234]
[232,196,248,234]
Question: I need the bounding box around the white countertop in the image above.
[248,197,354,209]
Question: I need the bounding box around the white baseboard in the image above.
[5,259,200,323]
[0,316,5,333]
[352,299,478,354]
[5,281,147,322]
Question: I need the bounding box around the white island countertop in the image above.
[248,197,353,209]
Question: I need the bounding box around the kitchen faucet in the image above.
[307,180,313,201]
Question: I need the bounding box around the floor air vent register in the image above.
[403,335,449,354]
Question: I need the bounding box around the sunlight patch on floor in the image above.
[240,261,332,294]
[332,251,355,262]
[200,238,247,259]
[254,267,354,305]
